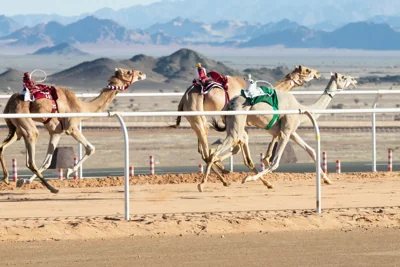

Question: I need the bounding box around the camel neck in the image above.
[83,89,118,113]
[274,78,299,91]
[301,78,337,120]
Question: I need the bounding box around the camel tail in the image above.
[210,117,227,132]
[0,119,16,148]
[170,96,184,128]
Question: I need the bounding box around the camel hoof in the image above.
[242,176,251,184]
[223,182,230,187]
[50,188,59,194]
[221,170,231,175]
[324,179,333,185]
[66,168,74,179]
[16,178,25,188]
[267,184,274,189]
[197,184,204,193]
[3,178,10,185]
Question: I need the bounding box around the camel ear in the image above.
[335,72,338,79]
[298,65,302,71]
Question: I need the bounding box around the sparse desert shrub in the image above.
[354,98,360,104]
[332,103,344,109]
[171,100,179,104]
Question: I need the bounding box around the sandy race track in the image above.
[1,172,400,266]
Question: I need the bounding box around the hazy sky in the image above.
[3,0,160,16]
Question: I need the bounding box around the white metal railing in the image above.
[1,108,400,220]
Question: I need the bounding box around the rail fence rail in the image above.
[1,107,400,220]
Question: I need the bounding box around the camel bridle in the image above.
[107,70,136,91]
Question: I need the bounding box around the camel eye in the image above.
[127,71,131,75]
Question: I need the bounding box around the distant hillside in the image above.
[153,48,242,82]
[240,22,400,50]
[45,48,294,90]
[0,68,24,91]
[0,16,181,46]
[0,15,22,37]
[243,66,290,83]
[32,43,90,56]
[11,0,400,30]
[47,58,132,88]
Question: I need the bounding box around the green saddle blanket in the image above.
[240,86,279,130]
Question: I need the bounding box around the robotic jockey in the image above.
[194,62,211,87]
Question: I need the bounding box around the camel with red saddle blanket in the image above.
[0,68,146,193]
[171,65,321,178]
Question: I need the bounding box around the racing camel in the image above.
[199,72,357,192]
[0,68,146,193]
[172,66,321,175]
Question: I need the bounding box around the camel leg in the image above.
[198,163,227,192]
[65,126,95,178]
[190,116,229,174]
[243,130,291,184]
[26,133,62,184]
[0,130,18,184]
[22,129,59,194]
[263,135,279,166]
[289,132,332,185]
[240,132,273,189]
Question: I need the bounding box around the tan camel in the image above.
[0,68,146,193]
[172,66,321,177]
[199,72,357,192]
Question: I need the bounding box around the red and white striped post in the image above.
[12,158,17,182]
[130,166,134,177]
[73,157,78,180]
[58,168,63,180]
[260,153,265,171]
[150,155,155,175]
[336,160,341,174]
[198,164,203,174]
[322,151,327,174]
[388,149,393,172]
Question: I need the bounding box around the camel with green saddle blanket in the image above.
[172,66,321,180]
[198,72,357,192]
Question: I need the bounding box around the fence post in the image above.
[198,164,203,174]
[322,151,327,174]
[229,147,233,172]
[150,155,155,175]
[130,166,134,177]
[58,168,63,180]
[78,121,83,179]
[371,93,381,172]
[336,160,341,174]
[74,157,78,180]
[303,111,321,214]
[12,158,17,182]
[113,113,130,221]
[388,149,393,172]
[260,153,265,171]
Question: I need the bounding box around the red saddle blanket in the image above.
[208,71,229,91]
[29,84,58,102]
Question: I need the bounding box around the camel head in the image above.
[293,65,321,83]
[331,72,357,90]
[325,72,357,97]
[107,68,146,91]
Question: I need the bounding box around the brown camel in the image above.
[199,72,357,192]
[172,65,321,175]
[0,68,146,193]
